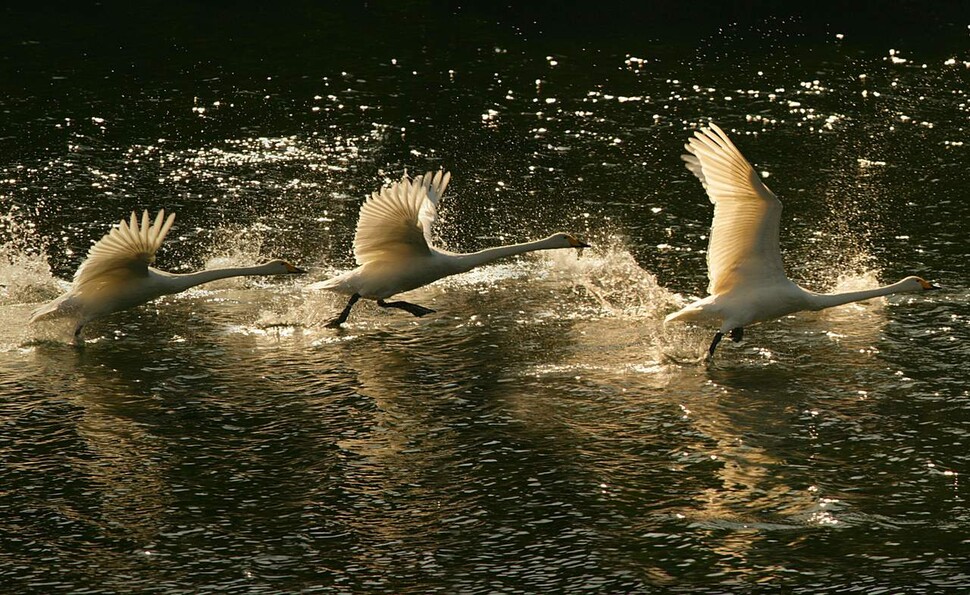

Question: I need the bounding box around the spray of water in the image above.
[541,233,679,320]
[0,206,62,306]
[532,232,715,367]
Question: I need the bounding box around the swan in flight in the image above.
[311,170,590,327]
[30,210,305,343]
[664,124,938,358]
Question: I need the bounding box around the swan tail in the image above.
[306,271,355,294]
[29,294,77,324]
[664,307,698,325]
[306,279,340,291]
[664,298,717,327]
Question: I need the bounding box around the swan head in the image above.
[547,233,591,249]
[901,276,940,291]
[263,259,307,275]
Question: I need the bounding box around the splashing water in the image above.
[194,223,278,288]
[541,233,681,319]
[0,206,61,306]
[830,267,886,297]
[534,235,717,366]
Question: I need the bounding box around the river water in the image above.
[1,4,967,593]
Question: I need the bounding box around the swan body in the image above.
[312,171,589,326]
[665,124,938,357]
[30,210,305,342]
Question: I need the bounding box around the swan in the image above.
[664,123,939,358]
[310,170,590,327]
[30,210,306,343]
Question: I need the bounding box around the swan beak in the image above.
[569,237,591,249]
[920,279,941,290]
[286,263,308,274]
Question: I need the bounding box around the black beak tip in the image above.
[577,242,591,249]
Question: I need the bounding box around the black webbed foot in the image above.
[377,299,436,318]
[707,331,724,358]
[327,293,361,328]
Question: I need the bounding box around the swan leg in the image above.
[326,293,361,328]
[729,327,744,342]
[707,331,724,358]
[377,299,436,318]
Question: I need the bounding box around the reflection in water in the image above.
[1,200,962,591]
[296,251,648,588]
[45,346,172,542]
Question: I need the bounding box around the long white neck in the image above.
[806,279,916,310]
[162,263,284,294]
[453,236,566,272]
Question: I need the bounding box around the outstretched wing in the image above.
[353,170,451,265]
[682,124,786,296]
[73,210,176,295]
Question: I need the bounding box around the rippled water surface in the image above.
[1,4,968,593]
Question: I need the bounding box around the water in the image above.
[1,4,968,593]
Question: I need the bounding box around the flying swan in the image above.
[30,210,305,342]
[311,170,590,327]
[664,124,938,357]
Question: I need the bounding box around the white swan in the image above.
[665,124,938,357]
[30,210,305,342]
[311,170,589,327]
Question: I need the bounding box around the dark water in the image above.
[1,4,968,593]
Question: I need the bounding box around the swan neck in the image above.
[166,264,277,292]
[457,238,558,270]
[808,281,909,310]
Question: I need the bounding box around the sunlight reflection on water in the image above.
[0,9,967,593]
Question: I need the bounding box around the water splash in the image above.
[541,233,680,320]
[193,223,276,288]
[0,206,61,306]
[0,206,70,348]
[532,234,714,367]
[830,267,886,295]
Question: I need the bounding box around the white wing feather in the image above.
[72,210,176,296]
[352,170,451,266]
[682,124,785,296]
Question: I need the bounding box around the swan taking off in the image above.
[664,124,938,358]
[30,210,306,343]
[311,170,590,327]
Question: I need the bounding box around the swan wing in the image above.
[353,170,451,265]
[72,210,176,294]
[682,124,786,295]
